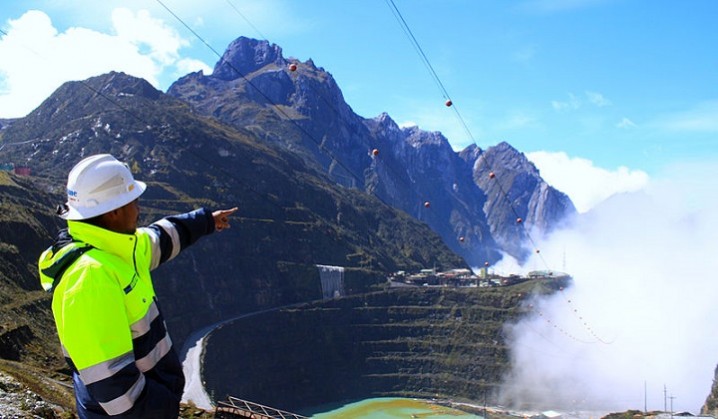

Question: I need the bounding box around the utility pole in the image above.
[669,395,676,419]
[479,379,487,419]
[483,389,487,419]
[644,381,647,414]
[664,385,667,413]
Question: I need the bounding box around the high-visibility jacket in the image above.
[38,208,215,418]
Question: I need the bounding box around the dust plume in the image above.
[499,160,718,413]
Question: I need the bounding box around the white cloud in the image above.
[174,58,213,78]
[585,90,611,107]
[551,93,580,111]
[552,91,611,112]
[0,9,205,118]
[111,8,186,66]
[500,160,718,413]
[527,150,649,213]
[616,117,636,129]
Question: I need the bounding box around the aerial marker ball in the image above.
[489,172,495,179]
[289,63,297,72]
[372,148,379,156]
[445,99,453,107]
[424,201,431,208]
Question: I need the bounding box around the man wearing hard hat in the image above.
[38,154,237,418]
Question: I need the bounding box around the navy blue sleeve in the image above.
[74,365,181,418]
[162,208,215,248]
[143,208,215,269]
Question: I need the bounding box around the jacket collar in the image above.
[67,220,138,263]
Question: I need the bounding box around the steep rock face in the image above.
[169,37,370,190]
[364,114,499,267]
[212,36,286,81]
[470,142,577,260]
[168,36,576,266]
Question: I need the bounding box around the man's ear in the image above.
[100,208,121,225]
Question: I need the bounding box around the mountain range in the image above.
[0,36,582,414]
[167,37,577,267]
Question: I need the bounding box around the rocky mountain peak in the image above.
[10,72,162,138]
[369,112,401,137]
[404,127,447,149]
[480,141,538,175]
[55,72,161,102]
[304,58,317,70]
[103,72,161,99]
[212,36,285,81]
[458,144,483,164]
[471,141,576,259]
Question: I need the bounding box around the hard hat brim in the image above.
[60,180,147,220]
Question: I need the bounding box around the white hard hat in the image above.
[61,154,146,220]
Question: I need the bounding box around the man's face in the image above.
[115,199,140,234]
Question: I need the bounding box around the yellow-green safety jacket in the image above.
[38,208,215,418]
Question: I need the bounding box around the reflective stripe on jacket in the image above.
[38,208,215,418]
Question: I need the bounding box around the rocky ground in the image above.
[0,366,214,418]
[0,370,70,418]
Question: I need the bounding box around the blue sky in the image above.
[1,0,716,211]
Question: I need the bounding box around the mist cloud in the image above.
[527,151,649,213]
[499,160,718,413]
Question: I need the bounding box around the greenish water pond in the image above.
[308,397,482,418]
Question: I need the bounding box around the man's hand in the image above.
[212,207,238,232]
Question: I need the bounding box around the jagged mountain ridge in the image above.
[168,36,577,266]
[471,142,577,259]
[0,71,465,365]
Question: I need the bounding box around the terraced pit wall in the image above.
[202,281,560,412]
